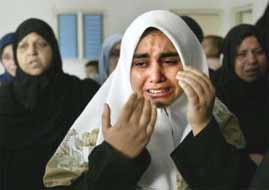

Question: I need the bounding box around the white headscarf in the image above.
[98,33,122,84]
[44,10,208,190]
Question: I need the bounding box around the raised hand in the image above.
[102,93,157,158]
[176,66,215,136]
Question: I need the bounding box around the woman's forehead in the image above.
[19,32,46,43]
[135,30,177,53]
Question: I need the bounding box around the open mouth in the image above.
[245,68,259,76]
[147,88,170,94]
[146,88,172,98]
[29,60,42,68]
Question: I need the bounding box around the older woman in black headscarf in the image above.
[214,24,269,164]
[0,18,99,190]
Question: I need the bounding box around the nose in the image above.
[149,63,165,83]
[28,44,38,56]
[247,51,257,64]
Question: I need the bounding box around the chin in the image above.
[151,101,171,108]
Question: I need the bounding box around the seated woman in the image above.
[0,18,99,190]
[44,10,249,190]
[214,24,269,165]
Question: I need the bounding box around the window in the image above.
[57,13,102,60]
[236,9,253,24]
[83,15,102,59]
[58,15,78,58]
[234,4,253,25]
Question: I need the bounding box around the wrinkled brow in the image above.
[133,53,149,59]
[133,52,179,59]
[160,52,179,58]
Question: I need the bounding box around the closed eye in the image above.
[162,58,180,65]
[132,59,149,68]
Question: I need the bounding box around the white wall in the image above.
[0,0,268,77]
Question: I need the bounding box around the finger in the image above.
[129,97,145,125]
[102,103,112,136]
[117,93,138,123]
[177,71,207,98]
[184,66,215,94]
[146,103,157,136]
[178,79,199,106]
[139,99,151,128]
[177,68,215,101]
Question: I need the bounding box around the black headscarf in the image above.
[215,24,269,153]
[256,4,269,48]
[0,18,99,190]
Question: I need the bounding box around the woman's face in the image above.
[108,42,121,74]
[234,36,267,82]
[1,44,16,76]
[16,32,52,76]
[130,30,183,108]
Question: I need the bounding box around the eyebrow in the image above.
[160,52,179,58]
[133,52,179,59]
[133,53,149,59]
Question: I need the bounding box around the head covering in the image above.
[44,10,208,189]
[0,18,99,190]
[215,24,269,154]
[0,32,15,59]
[13,18,62,74]
[181,16,204,42]
[256,4,269,46]
[98,34,122,83]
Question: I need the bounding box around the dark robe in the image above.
[0,72,13,86]
[0,18,99,190]
[249,150,269,190]
[214,24,269,154]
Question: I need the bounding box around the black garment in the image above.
[214,24,269,154]
[172,119,257,190]
[209,68,219,84]
[256,4,269,50]
[0,72,13,86]
[249,150,269,190]
[0,18,99,190]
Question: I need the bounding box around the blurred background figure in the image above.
[85,60,99,82]
[202,35,224,80]
[181,15,204,43]
[98,33,122,84]
[202,35,224,70]
[0,32,16,86]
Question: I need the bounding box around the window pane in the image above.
[83,15,102,59]
[58,15,77,58]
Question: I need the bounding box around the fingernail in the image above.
[104,103,108,111]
